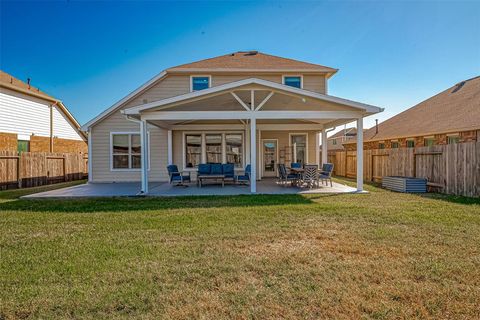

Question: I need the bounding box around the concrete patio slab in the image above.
[22,179,360,199]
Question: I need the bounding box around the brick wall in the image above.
[0,132,18,151]
[343,129,478,151]
[1,132,87,153]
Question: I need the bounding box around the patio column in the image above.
[250,118,257,193]
[140,119,149,194]
[321,129,328,165]
[167,130,172,165]
[315,131,320,166]
[356,118,364,192]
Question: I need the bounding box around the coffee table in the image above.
[197,174,225,188]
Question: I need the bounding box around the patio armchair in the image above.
[167,165,191,185]
[278,164,298,186]
[319,163,334,187]
[303,164,319,188]
[236,165,251,184]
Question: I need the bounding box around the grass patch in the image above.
[1,179,479,319]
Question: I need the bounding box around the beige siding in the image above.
[303,75,326,94]
[91,110,168,182]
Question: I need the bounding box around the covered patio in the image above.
[120,78,382,195]
[23,179,358,198]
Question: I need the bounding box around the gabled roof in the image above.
[0,70,86,140]
[167,51,338,75]
[122,78,383,115]
[346,76,480,143]
[81,52,339,130]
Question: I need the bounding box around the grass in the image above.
[0,180,479,319]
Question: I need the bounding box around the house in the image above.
[0,71,87,153]
[325,127,363,151]
[81,51,383,193]
[344,76,480,150]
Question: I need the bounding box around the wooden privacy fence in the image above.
[0,151,88,190]
[322,142,480,197]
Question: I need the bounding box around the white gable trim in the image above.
[81,71,167,131]
[123,78,383,115]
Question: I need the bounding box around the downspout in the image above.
[50,101,59,152]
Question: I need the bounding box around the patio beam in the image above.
[140,110,363,121]
[255,91,274,111]
[250,118,257,193]
[322,130,328,165]
[356,118,364,192]
[231,92,251,111]
[140,119,149,194]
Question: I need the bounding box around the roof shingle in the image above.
[167,51,338,73]
[355,76,480,142]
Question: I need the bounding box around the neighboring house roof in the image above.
[0,70,86,140]
[345,76,480,144]
[328,127,359,140]
[167,51,338,75]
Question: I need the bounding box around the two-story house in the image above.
[0,71,87,153]
[81,51,383,193]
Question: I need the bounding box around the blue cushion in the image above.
[222,164,234,177]
[291,162,302,169]
[198,164,211,175]
[211,163,223,175]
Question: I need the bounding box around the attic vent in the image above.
[451,81,466,93]
[245,51,258,56]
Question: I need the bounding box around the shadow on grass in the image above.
[0,193,320,213]
[417,193,480,206]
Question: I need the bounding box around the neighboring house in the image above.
[324,127,363,151]
[344,76,480,150]
[81,51,383,193]
[0,71,87,153]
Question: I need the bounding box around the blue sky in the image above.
[1,1,479,130]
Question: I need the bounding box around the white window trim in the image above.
[182,131,245,171]
[260,138,279,178]
[288,133,309,164]
[190,75,212,92]
[282,75,303,89]
[110,132,150,172]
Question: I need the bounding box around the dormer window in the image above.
[283,76,302,89]
[191,76,211,91]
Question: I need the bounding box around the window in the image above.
[191,76,210,91]
[205,134,222,164]
[448,135,460,144]
[332,139,337,145]
[406,140,415,148]
[290,134,307,164]
[185,134,202,168]
[111,133,143,170]
[184,132,244,169]
[226,134,243,168]
[379,143,385,149]
[283,76,302,88]
[391,141,399,148]
[17,140,30,153]
[424,137,435,146]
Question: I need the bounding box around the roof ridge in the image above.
[255,51,337,71]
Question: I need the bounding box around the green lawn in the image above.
[1,180,479,319]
